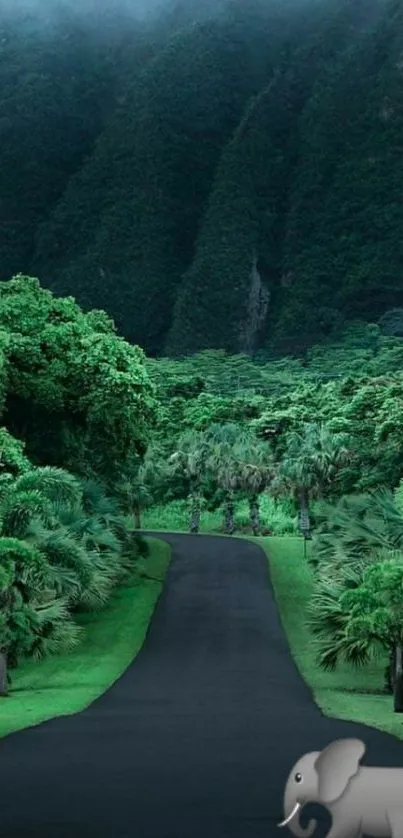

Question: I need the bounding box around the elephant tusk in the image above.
[278,802,301,827]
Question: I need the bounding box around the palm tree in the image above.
[0,464,145,696]
[4,469,128,613]
[1,489,54,538]
[80,478,119,521]
[311,490,403,571]
[0,536,80,695]
[273,423,352,536]
[24,520,107,609]
[311,556,403,712]
[202,423,274,535]
[234,436,275,535]
[309,489,403,694]
[312,489,403,692]
[204,424,241,535]
[12,466,83,509]
[114,455,158,529]
[308,558,372,669]
[78,476,146,566]
[168,430,209,533]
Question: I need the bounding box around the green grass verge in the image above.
[142,496,297,535]
[0,536,171,739]
[257,536,403,739]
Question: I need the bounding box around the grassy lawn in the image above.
[142,496,297,535]
[258,536,403,740]
[0,536,171,739]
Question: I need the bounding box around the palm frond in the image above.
[13,467,83,509]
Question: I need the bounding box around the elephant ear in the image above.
[314,739,365,804]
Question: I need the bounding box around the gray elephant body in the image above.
[279,739,403,838]
[331,767,403,837]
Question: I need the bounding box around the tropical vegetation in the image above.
[3,0,403,738]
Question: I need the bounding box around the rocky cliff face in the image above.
[238,252,270,355]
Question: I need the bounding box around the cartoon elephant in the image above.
[278,738,403,838]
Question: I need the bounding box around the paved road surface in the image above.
[1,534,403,838]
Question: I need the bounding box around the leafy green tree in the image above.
[0,276,158,483]
[0,428,32,477]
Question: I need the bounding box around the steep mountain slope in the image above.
[0,5,161,282]
[2,0,402,358]
[32,1,303,354]
[166,0,395,355]
[273,0,403,352]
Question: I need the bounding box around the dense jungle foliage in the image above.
[2,0,403,355]
[2,273,403,708]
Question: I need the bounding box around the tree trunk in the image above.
[223,497,235,535]
[134,503,142,530]
[0,651,8,697]
[249,495,260,536]
[189,492,200,534]
[384,647,396,694]
[393,643,403,712]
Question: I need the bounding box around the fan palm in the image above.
[115,475,151,529]
[315,557,403,712]
[311,490,403,693]
[274,423,352,536]
[204,424,241,534]
[309,542,403,696]
[1,489,54,538]
[311,490,403,570]
[233,436,275,535]
[12,466,83,510]
[0,536,76,694]
[169,429,210,533]
[114,448,161,529]
[80,477,119,519]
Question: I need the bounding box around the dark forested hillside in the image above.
[1,0,402,357]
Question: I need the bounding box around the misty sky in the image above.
[0,0,174,23]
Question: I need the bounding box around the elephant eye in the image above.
[294,773,302,783]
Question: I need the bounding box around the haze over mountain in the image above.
[1,0,401,357]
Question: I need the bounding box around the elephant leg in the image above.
[386,809,403,838]
[325,823,361,838]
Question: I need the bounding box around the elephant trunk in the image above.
[279,787,317,838]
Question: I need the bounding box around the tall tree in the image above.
[272,423,351,534]
[169,430,210,533]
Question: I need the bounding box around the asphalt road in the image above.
[1,533,403,838]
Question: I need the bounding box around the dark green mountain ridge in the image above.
[1,0,402,357]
